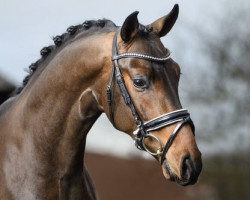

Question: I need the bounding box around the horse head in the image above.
[101,5,202,186]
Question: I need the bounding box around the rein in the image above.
[106,28,195,166]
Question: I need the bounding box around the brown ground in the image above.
[85,152,205,200]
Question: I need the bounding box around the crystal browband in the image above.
[112,52,171,62]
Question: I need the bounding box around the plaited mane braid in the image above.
[16,19,116,94]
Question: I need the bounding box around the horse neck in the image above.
[16,31,113,177]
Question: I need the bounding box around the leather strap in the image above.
[108,29,146,133]
[160,117,193,164]
[106,64,115,126]
[133,109,195,134]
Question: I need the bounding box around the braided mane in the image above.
[16,19,116,94]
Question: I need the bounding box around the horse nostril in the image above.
[180,155,194,181]
[178,154,202,185]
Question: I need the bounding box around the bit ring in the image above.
[142,134,163,156]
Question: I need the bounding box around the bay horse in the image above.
[0,4,202,200]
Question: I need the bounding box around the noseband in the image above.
[107,29,195,166]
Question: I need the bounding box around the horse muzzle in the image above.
[162,154,202,186]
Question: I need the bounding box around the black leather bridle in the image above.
[107,28,195,165]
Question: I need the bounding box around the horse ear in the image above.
[120,11,139,42]
[150,4,179,37]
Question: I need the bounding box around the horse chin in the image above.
[161,161,198,186]
[161,163,172,180]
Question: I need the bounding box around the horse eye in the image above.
[133,79,146,88]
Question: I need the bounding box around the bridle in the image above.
[106,28,195,167]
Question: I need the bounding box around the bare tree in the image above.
[178,0,250,152]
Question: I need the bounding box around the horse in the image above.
[0,4,202,200]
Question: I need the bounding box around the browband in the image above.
[112,52,171,62]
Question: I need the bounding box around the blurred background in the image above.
[0,0,249,199]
